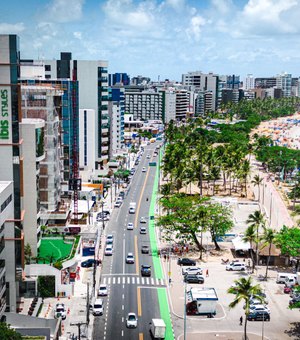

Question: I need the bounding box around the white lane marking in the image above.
[123,277,125,284]
[151,278,154,285]
[121,330,124,337]
[122,294,124,299]
[132,277,135,284]
[113,277,116,284]
[118,277,121,284]
[108,277,111,284]
[122,305,124,310]
[156,278,159,285]
[141,277,144,285]
[122,238,125,274]
[127,277,130,284]
[103,277,107,284]
[123,284,125,289]
[146,278,150,285]
[137,277,140,285]
[122,317,124,322]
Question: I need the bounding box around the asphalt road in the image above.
[93,143,163,340]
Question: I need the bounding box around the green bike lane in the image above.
[149,148,174,340]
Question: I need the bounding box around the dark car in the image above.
[184,274,204,284]
[141,245,149,254]
[119,191,125,198]
[247,311,270,321]
[81,259,100,268]
[141,265,151,277]
[177,258,196,266]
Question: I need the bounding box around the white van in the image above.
[276,273,296,284]
[93,298,103,316]
[226,262,246,271]
[285,275,298,287]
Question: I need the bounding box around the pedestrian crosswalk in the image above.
[102,276,166,287]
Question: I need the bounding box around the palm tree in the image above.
[246,210,265,266]
[251,174,263,202]
[227,277,263,340]
[243,225,256,272]
[260,227,276,279]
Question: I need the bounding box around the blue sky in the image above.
[1,0,300,81]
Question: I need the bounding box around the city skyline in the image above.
[1,0,300,81]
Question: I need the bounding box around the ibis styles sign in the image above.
[0,87,11,143]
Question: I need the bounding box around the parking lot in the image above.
[163,254,300,340]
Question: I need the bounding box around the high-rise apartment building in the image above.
[43,53,109,169]
[109,73,130,86]
[182,71,219,111]
[276,72,292,97]
[244,74,255,90]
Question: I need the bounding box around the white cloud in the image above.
[164,0,185,11]
[186,15,206,41]
[45,0,84,23]
[73,31,82,40]
[0,23,25,34]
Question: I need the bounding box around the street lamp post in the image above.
[184,282,187,340]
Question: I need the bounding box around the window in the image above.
[45,75,51,79]
[45,65,51,71]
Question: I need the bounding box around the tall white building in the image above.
[182,71,219,111]
[164,90,176,123]
[244,74,255,90]
[276,72,292,97]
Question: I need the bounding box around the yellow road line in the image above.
[137,287,142,317]
[134,166,151,227]
[135,235,139,275]
[139,333,144,340]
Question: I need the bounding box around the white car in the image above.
[98,284,108,296]
[127,223,134,230]
[182,266,203,276]
[106,234,114,244]
[140,217,147,223]
[249,304,270,314]
[142,167,146,172]
[146,154,150,159]
[126,253,135,264]
[54,303,66,320]
[114,201,122,208]
[140,226,147,234]
[226,262,246,271]
[126,312,138,328]
[105,245,113,256]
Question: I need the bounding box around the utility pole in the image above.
[184,282,187,340]
[70,322,87,340]
[86,283,90,325]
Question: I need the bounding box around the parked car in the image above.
[81,259,100,268]
[119,191,125,198]
[98,284,108,296]
[105,245,113,256]
[141,265,151,276]
[184,274,204,284]
[142,167,146,172]
[126,312,138,328]
[106,234,114,244]
[249,304,270,314]
[54,303,66,320]
[140,226,147,234]
[127,223,134,230]
[146,154,151,159]
[141,245,149,254]
[126,253,135,264]
[177,258,196,266]
[247,311,270,321]
[182,267,203,276]
[93,298,103,316]
[140,217,147,223]
[226,262,246,271]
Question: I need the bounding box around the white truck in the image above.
[129,202,136,214]
[149,319,166,339]
[186,287,218,316]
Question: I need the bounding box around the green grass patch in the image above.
[38,238,73,264]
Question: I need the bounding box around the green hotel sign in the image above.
[0,88,11,142]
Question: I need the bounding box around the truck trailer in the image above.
[186,287,218,316]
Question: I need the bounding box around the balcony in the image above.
[102,146,109,151]
[102,137,109,143]
[102,154,109,160]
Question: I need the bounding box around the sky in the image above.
[1,0,300,81]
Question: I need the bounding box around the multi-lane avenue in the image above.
[93,143,170,340]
